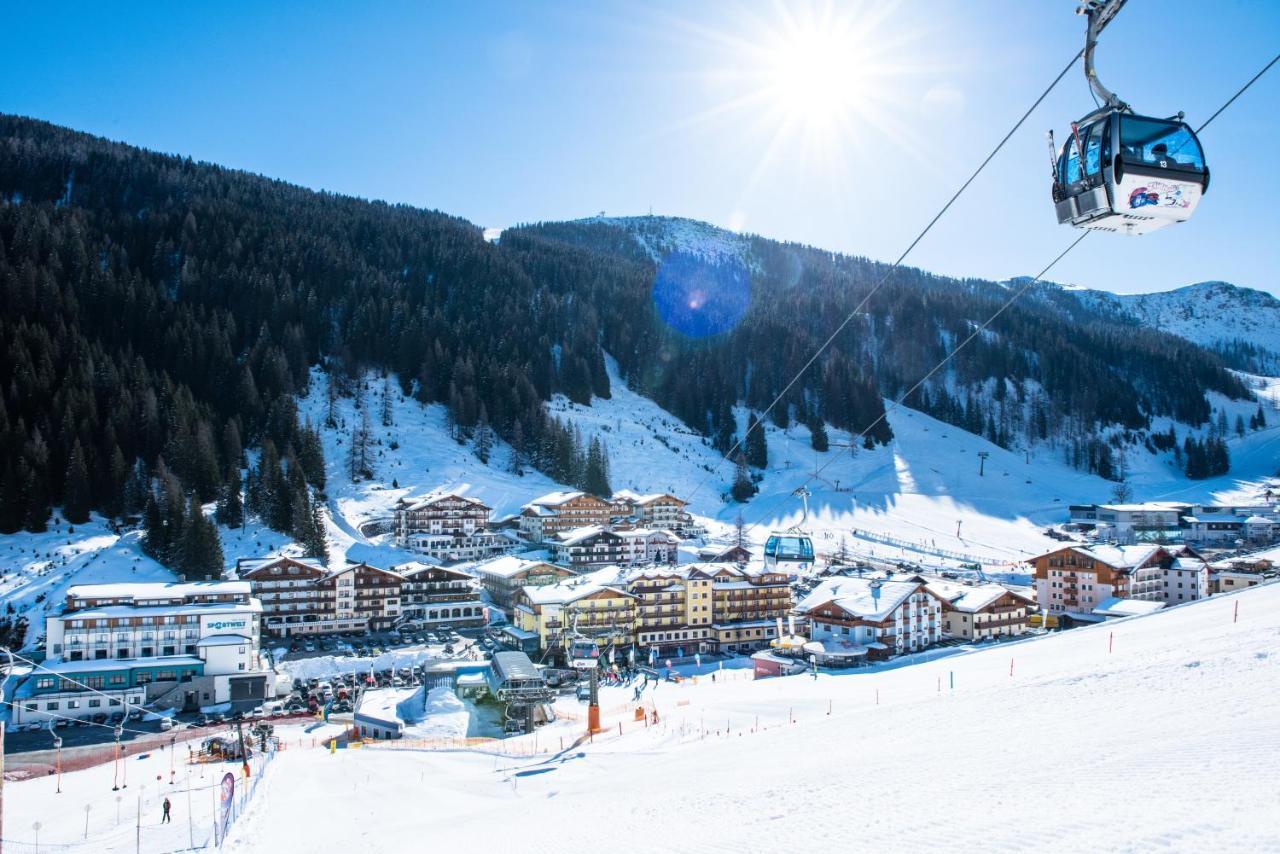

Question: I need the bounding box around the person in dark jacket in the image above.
[161,797,172,823]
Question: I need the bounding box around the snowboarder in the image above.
[161,797,172,824]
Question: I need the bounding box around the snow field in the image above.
[219,583,1280,853]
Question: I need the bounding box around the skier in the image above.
[161,797,172,824]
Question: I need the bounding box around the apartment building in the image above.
[795,577,944,665]
[396,561,485,628]
[1029,544,1209,620]
[238,556,404,635]
[611,491,691,532]
[924,579,1036,641]
[15,581,270,724]
[549,526,678,569]
[628,563,792,656]
[394,493,491,539]
[518,491,612,542]
[472,556,575,612]
[513,569,637,659]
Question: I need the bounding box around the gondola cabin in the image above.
[569,638,599,670]
[1053,111,1208,235]
[763,532,815,573]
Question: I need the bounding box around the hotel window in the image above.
[89,699,101,708]
[47,702,60,710]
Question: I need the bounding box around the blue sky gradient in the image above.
[2,1,1277,294]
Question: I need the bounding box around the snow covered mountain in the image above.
[1031,279,1280,372]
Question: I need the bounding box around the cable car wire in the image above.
[735,49,1280,548]
[1194,52,1279,134]
[680,47,1085,510]
[2,646,169,729]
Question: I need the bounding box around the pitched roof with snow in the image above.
[524,490,587,508]
[66,580,251,601]
[473,556,563,579]
[401,492,490,512]
[1093,597,1166,617]
[796,577,923,621]
[1067,544,1166,569]
[924,579,1016,613]
[236,555,327,575]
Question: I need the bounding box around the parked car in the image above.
[159,717,174,731]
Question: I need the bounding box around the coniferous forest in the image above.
[0,116,1252,563]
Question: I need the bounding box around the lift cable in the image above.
[680,47,1085,510]
[737,50,1280,546]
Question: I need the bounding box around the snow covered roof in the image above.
[1183,514,1245,524]
[1098,503,1189,512]
[66,580,251,601]
[795,577,923,621]
[1093,597,1166,618]
[236,556,326,575]
[924,580,1015,613]
[520,567,633,605]
[195,634,253,647]
[400,492,490,512]
[60,600,262,620]
[554,525,610,545]
[395,561,475,580]
[612,490,685,506]
[524,490,587,508]
[1070,545,1166,569]
[473,556,563,579]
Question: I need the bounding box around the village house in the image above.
[512,569,637,660]
[395,561,485,628]
[1207,544,1279,594]
[1028,544,1209,622]
[394,492,491,539]
[472,556,575,612]
[238,556,405,635]
[549,526,679,569]
[626,563,791,657]
[794,576,945,666]
[924,579,1037,640]
[394,493,518,562]
[611,490,692,532]
[518,491,613,542]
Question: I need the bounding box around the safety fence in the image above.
[0,746,278,853]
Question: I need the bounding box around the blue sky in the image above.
[2,1,1277,295]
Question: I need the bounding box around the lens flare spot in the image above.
[652,253,750,339]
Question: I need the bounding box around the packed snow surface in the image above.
[213,583,1280,852]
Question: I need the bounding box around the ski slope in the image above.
[217,583,1280,853]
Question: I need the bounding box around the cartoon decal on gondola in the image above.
[1128,181,1190,210]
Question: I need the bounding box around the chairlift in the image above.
[1049,1,1208,235]
[764,487,816,571]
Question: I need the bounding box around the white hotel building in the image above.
[11,581,272,725]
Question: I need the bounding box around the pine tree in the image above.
[745,412,768,469]
[731,455,754,502]
[380,375,394,427]
[63,440,92,524]
[217,465,243,528]
[584,435,611,497]
[473,406,494,464]
[733,512,746,547]
[809,418,829,452]
[1235,414,1246,437]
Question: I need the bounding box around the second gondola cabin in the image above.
[1052,110,1209,235]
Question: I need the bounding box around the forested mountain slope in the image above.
[0,115,1257,544]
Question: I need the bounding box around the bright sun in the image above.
[765,25,869,132]
[669,0,923,196]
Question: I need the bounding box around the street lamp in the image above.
[112,725,122,791]
[52,732,62,794]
